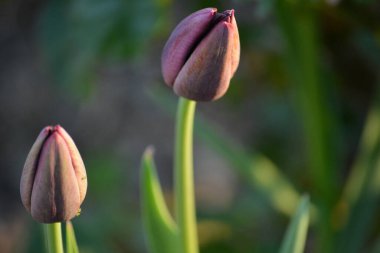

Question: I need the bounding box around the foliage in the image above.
[15,0,380,252]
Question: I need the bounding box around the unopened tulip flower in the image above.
[162,8,240,101]
[20,125,87,223]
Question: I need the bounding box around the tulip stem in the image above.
[174,97,198,253]
[44,223,64,253]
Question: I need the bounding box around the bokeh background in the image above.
[1,0,380,252]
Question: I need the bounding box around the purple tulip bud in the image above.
[161,8,240,101]
[20,125,87,223]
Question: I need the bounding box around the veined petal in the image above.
[20,126,52,211]
[56,125,87,203]
[173,21,234,101]
[229,12,240,76]
[30,132,80,223]
[162,8,217,86]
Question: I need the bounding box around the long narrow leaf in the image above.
[197,117,302,217]
[279,195,310,253]
[66,222,79,253]
[338,97,380,252]
[147,87,303,218]
[343,99,380,205]
[274,2,339,251]
[141,147,180,253]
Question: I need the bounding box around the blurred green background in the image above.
[1,0,380,252]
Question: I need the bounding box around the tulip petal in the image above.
[30,132,80,223]
[229,12,240,77]
[173,21,234,101]
[162,8,217,86]
[56,125,87,203]
[20,126,52,211]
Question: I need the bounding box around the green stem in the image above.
[174,97,198,253]
[44,223,64,253]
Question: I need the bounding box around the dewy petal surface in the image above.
[20,126,52,211]
[173,20,234,101]
[30,132,80,223]
[55,125,87,203]
[161,8,217,86]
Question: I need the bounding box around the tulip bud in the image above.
[162,8,240,101]
[20,125,87,223]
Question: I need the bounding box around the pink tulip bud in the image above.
[162,8,240,101]
[20,125,87,223]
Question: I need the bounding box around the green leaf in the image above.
[141,147,180,253]
[274,2,339,251]
[279,195,310,253]
[147,87,303,218]
[66,222,80,253]
[338,96,380,253]
[197,118,302,218]
[343,98,380,206]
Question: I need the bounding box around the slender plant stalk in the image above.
[174,97,198,253]
[44,223,64,253]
